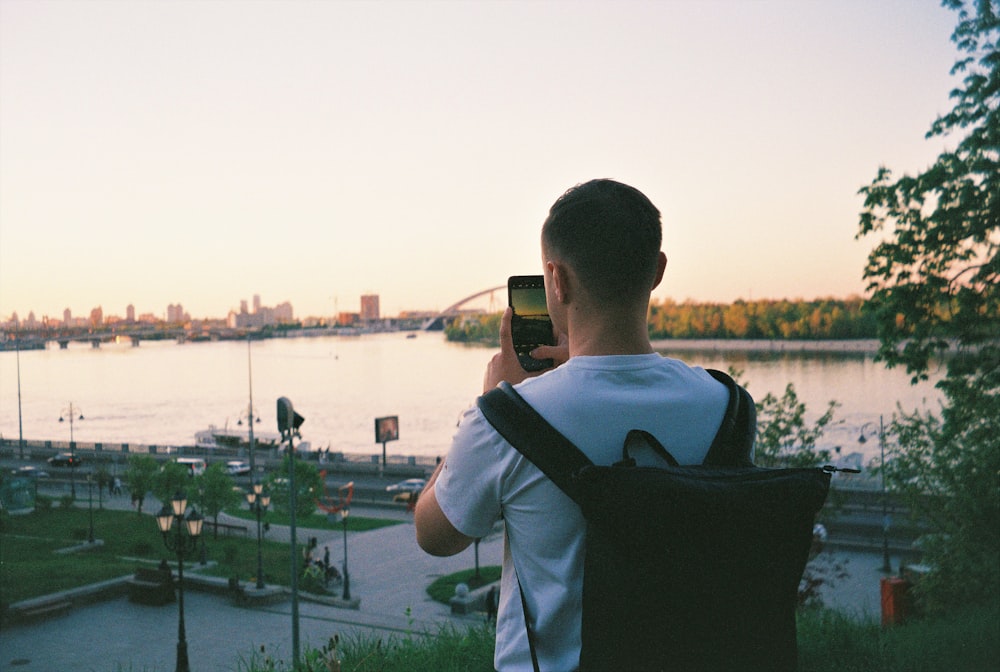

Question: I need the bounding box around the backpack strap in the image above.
[704,369,756,467]
[478,381,591,506]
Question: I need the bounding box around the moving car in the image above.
[226,460,251,476]
[385,478,427,501]
[47,453,82,467]
[12,466,50,479]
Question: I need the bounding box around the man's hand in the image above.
[483,307,568,393]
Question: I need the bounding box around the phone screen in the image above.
[508,275,554,371]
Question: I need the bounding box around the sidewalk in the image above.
[1,492,890,671]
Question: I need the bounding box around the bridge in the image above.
[421,285,504,330]
[0,326,244,351]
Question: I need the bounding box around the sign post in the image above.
[374,416,399,472]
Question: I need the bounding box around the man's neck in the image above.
[566,307,654,358]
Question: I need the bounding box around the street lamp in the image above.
[156,492,204,672]
[87,473,95,543]
[859,416,891,573]
[246,481,271,589]
[340,508,351,601]
[58,402,84,497]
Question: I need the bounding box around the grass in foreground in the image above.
[227,601,998,672]
[231,602,998,672]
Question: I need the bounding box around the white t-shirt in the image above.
[435,354,729,672]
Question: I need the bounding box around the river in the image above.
[0,332,943,466]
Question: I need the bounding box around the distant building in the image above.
[89,306,103,327]
[360,294,380,322]
[228,297,294,328]
[126,304,135,323]
[63,308,72,327]
[167,303,189,323]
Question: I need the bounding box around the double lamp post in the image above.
[156,492,204,672]
[246,481,271,589]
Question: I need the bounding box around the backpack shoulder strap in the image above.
[477,381,591,505]
[704,369,756,467]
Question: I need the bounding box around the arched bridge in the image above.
[422,285,504,330]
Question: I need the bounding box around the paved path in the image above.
[1,493,892,671]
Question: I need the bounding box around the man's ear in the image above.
[651,252,668,290]
[547,259,570,304]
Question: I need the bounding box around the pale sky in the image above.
[0,0,958,321]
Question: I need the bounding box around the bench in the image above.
[127,566,175,605]
[207,521,249,537]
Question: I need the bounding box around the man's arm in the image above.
[417,308,567,556]
[414,460,475,556]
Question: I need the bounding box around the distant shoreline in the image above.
[650,338,882,354]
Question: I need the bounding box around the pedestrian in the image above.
[415,179,730,671]
[485,584,498,624]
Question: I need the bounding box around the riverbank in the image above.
[651,338,882,353]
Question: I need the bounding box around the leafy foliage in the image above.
[754,383,840,469]
[444,312,502,344]
[123,454,158,514]
[194,461,241,537]
[857,0,999,612]
[152,459,191,507]
[649,297,877,340]
[267,454,324,520]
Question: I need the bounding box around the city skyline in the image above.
[1,1,959,320]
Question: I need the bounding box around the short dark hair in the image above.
[542,179,662,304]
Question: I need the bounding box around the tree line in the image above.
[445,296,877,344]
[647,296,877,340]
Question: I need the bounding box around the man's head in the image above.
[541,179,663,307]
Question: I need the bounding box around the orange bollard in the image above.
[880,576,910,626]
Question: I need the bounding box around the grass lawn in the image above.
[426,565,502,604]
[0,506,400,607]
[223,506,402,532]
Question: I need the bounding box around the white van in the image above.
[175,457,206,477]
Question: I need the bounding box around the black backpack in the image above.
[478,369,831,672]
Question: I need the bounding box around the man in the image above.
[415,179,730,671]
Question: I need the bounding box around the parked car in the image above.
[47,452,82,467]
[385,478,426,494]
[226,460,251,476]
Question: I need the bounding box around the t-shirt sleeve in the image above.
[434,406,506,539]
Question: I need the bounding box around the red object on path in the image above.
[880,576,910,626]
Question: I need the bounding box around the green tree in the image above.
[123,454,158,515]
[753,382,840,469]
[856,0,999,612]
[268,455,324,520]
[194,462,240,538]
[152,460,191,507]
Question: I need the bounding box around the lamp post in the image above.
[859,416,891,573]
[15,319,24,460]
[246,481,271,589]
[340,508,351,601]
[87,473,95,543]
[58,402,84,497]
[277,396,305,669]
[156,492,204,672]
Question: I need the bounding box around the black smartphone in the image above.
[508,275,555,371]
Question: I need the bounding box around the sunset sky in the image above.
[0,0,959,321]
